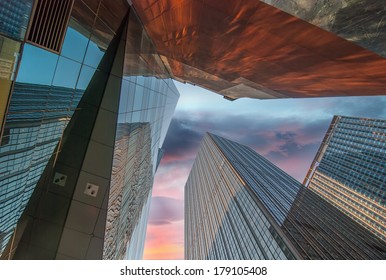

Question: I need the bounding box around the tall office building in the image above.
[304,116,386,241]
[185,133,386,259]
[0,0,179,259]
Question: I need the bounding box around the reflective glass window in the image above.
[16,44,59,85]
[61,20,91,63]
[0,35,20,130]
[133,85,144,111]
[76,65,96,90]
[84,19,114,69]
[84,39,105,69]
[52,57,81,89]
[0,0,33,40]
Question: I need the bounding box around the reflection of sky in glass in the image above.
[16,24,106,89]
[14,23,110,93]
[16,44,58,85]
[61,26,89,63]
[84,38,105,68]
[76,65,96,90]
[52,57,81,88]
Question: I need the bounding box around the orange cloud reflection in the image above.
[132,0,386,99]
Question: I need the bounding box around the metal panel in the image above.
[132,0,386,99]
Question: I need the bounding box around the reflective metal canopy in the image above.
[132,0,386,99]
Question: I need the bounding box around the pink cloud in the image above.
[143,162,189,259]
[152,159,192,198]
[143,220,184,260]
[161,152,196,165]
[148,196,184,225]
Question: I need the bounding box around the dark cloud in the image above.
[160,96,386,181]
[162,118,204,160]
[148,196,184,225]
[160,112,332,182]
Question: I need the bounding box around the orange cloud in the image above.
[143,220,184,260]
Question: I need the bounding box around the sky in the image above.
[143,81,386,260]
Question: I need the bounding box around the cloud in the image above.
[148,196,184,225]
[329,97,386,117]
[161,112,330,181]
[145,87,386,259]
[143,220,184,260]
[152,163,191,198]
[162,118,204,163]
[297,96,386,119]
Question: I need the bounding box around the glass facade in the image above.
[185,134,296,260]
[304,116,386,241]
[0,0,33,40]
[0,0,179,260]
[185,133,386,259]
[0,0,33,130]
[0,82,84,255]
[103,7,179,259]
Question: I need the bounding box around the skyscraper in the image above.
[0,1,179,259]
[304,116,386,241]
[185,133,386,259]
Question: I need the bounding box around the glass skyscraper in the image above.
[0,0,179,259]
[304,116,386,241]
[185,133,386,259]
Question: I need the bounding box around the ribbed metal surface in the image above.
[27,0,74,53]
